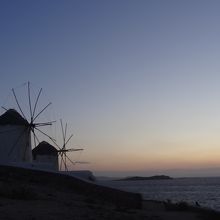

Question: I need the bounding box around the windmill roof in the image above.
[0,109,29,125]
[32,141,58,157]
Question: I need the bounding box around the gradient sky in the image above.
[1,0,220,177]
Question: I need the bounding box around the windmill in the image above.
[56,120,84,171]
[32,120,88,171]
[0,82,55,163]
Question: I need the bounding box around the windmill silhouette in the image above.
[55,120,85,171]
[0,82,55,162]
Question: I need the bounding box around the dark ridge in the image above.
[117,175,173,181]
[0,165,142,209]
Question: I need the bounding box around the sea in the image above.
[98,177,220,211]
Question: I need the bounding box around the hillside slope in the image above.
[0,165,219,220]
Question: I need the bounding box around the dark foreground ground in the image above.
[0,165,219,220]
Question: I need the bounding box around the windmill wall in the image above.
[0,125,32,164]
[33,155,58,171]
[32,141,59,171]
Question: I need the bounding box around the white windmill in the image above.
[0,82,55,165]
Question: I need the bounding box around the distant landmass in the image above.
[117,175,173,181]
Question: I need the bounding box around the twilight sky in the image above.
[1,0,220,177]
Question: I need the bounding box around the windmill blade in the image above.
[12,88,27,120]
[60,119,65,145]
[60,120,74,146]
[34,127,64,153]
[28,81,33,120]
[60,151,69,171]
[65,154,76,166]
[32,88,42,119]
[35,127,57,143]
[64,123,67,144]
[58,148,83,152]
[59,151,76,169]
[1,106,8,111]
[35,121,56,127]
[75,161,90,164]
[8,127,27,156]
[58,147,68,171]
[33,102,52,122]
[65,134,73,146]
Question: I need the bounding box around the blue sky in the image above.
[1,0,220,176]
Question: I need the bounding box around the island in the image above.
[117,175,173,181]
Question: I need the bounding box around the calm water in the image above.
[99,177,220,211]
